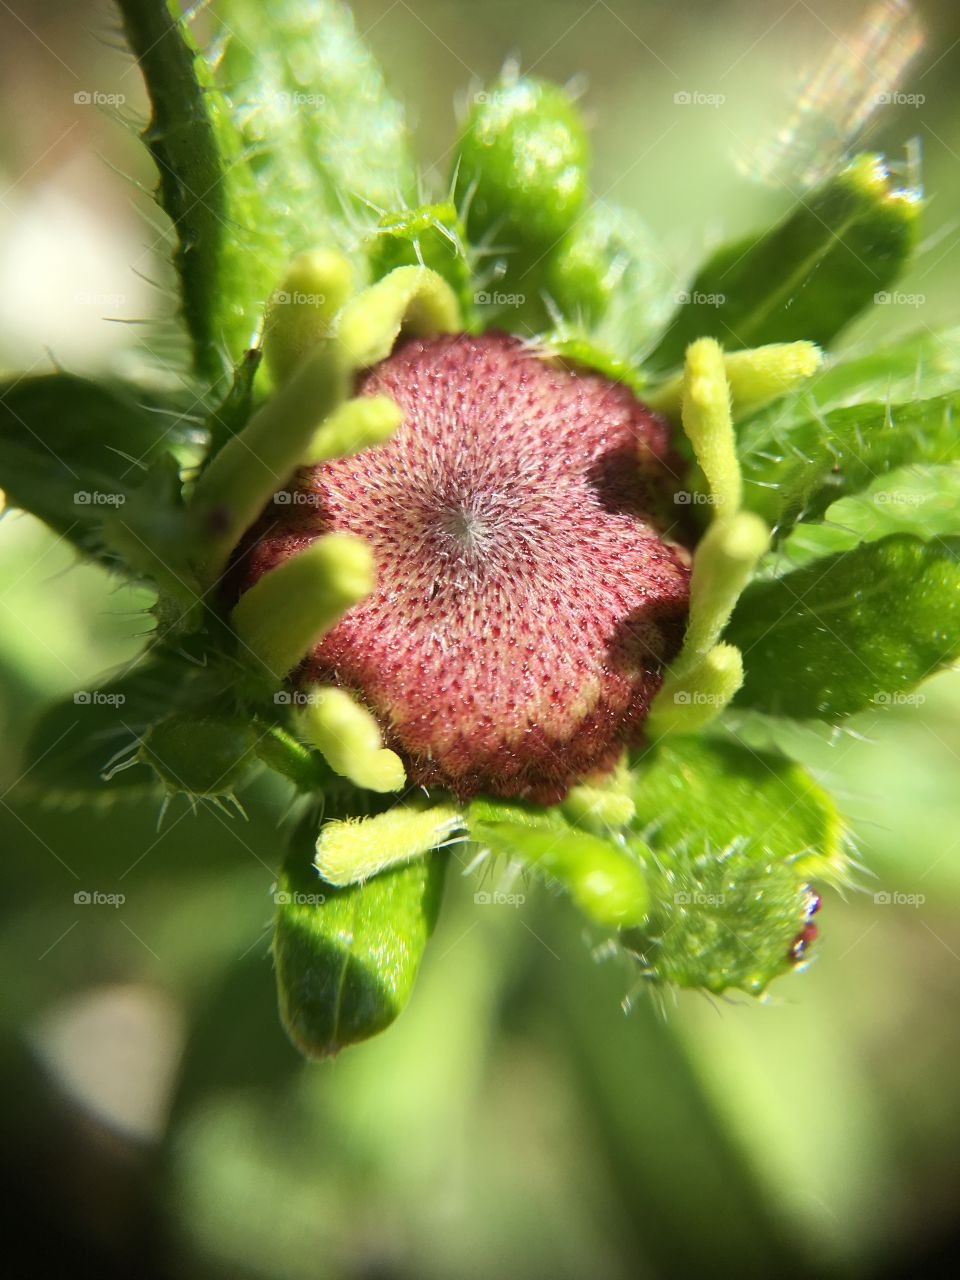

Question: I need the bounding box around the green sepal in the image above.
[0,373,186,568]
[17,640,235,806]
[740,392,960,535]
[647,153,920,371]
[629,736,846,883]
[545,202,673,359]
[728,534,960,720]
[367,202,472,313]
[140,712,258,796]
[624,736,843,993]
[468,807,649,929]
[273,817,446,1058]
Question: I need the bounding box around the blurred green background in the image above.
[2,2,960,1276]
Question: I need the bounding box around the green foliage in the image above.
[120,0,415,377]
[622,736,840,993]
[0,373,184,563]
[455,76,588,249]
[728,534,960,719]
[7,2,960,1052]
[366,202,472,313]
[273,824,446,1057]
[648,154,920,371]
[140,713,258,796]
[740,391,960,534]
[17,641,234,804]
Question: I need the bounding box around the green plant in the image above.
[4,0,958,1057]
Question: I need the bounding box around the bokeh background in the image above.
[2,2,960,1276]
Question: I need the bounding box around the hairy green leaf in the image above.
[623,736,837,993]
[273,826,446,1057]
[728,534,960,719]
[740,392,960,534]
[767,462,960,572]
[16,642,234,805]
[647,154,920,371]
[0,374,181,560]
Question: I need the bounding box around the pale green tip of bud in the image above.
[563,759,636,829]
[264,249,356,385]
[306,395,404,464]
[648,340,824,419]
[316,804,464,886]
[294,686,405,792]
[231,533,374,679]
[648,642,744,737]
[337,265,462,369]
[680,337,742,516]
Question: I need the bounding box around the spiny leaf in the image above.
[17,641,235,805]
[273,822,446,1057]
[768,462,960,572]
[623,736,838,993]
[646,154,920,371]
[727,533,960,720]
[213,0,415,243]
[0,373,182,562]
[740,392,960,535]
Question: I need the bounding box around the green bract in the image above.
[4,0,957,1055]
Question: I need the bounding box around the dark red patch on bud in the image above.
[234,332,690,801]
